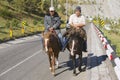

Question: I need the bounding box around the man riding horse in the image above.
[43,6,87,52]
[43,6,63,50]
[43,6,63,75]
[63,6,87,52]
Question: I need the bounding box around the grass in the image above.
[0,0,67,43]
[0,2,66,42]
[93,16,120,57]
[103,30,120,57]
[0,24,66,43]
[0,26,43,42]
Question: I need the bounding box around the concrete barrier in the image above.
[93,24,120,80]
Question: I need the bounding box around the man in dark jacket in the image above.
[44,7,63,50]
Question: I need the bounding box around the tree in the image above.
[12,0,25,11]
[6,0,13,4]
[38,0,50,13]
[7,0,78,16]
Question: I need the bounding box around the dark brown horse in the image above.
[67,28,84,76]
[42,31,61,75]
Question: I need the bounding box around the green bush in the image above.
[5,21,11,28]
[0,8,12,19]
[61,20,65,24]
[33,20,38,25]
[39,19,44,24]
[11,19,20,29]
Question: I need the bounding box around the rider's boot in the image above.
[82,40,87,52]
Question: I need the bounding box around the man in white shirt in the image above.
[63,6,87,52]
[69,6,85,30]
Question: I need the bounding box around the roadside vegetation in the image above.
[93,16,120,57]
[0,0,76,42]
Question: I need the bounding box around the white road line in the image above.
[0,49,42,77]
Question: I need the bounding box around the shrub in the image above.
[11,19,20,29]
[0,8,12,19]
[33,20,38,25]
[61,20,65,24]
[5,21,11,28]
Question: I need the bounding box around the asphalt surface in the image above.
[0,23,118,80]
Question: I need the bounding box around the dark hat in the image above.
[75,6,81,12]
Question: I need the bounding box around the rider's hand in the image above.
[49,27,54,32]
[73,24,79,29]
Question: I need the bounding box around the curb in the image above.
[93,24,120,80]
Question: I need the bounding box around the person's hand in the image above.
[49,27,54,32]
[73,24,80,29]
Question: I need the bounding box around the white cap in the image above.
[49,7,55,11]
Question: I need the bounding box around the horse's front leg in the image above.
[78,52,82,72]
[72,55,76,76]
[48,53,52,71]
[51,54,55,75]
[55,53,59,69]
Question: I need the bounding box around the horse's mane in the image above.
[69,29,80,38]
[68,28,85,39]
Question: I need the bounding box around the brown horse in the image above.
[67,28,84,76]
[42,31,61,75]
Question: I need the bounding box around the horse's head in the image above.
[68,28,84,55]
[42,31,55,52]
[69,29,83,46]
[69,28,82,39]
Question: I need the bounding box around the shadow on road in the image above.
[55,56,87,76]
[87,53,108,69]
[55,53,108,76]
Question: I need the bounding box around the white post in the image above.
[51,0,53,7]
[66,0,68,22]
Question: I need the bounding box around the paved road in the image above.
[0,23,118,80]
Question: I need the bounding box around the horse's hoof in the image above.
[55,66,58,69]
[78,67,82,72]
[55,65,59,69]
[78,69,82,72]
[52,72,55,76]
